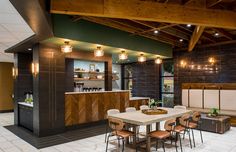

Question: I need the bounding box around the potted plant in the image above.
[148,99,162,109]
[208,108,219,117]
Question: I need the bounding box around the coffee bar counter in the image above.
[18,102,33,131]
[65,91,149,127]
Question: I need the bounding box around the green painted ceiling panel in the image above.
[52,14,172,58]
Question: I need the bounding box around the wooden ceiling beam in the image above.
[83,17,180,46]
[207,0,222,8]
[188,26,205,51]
[132,22,178,35]
[182,0,195,5]
[51,0,236,29]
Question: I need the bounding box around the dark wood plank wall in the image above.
[14,53,33,125]
[123,60,161,100]
[174,43,236,105]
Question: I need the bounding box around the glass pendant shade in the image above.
[94,46,104,57]
[119,50,128,60]
[61,41,73,53]
[155,57,162,64]
[138,54,146,62]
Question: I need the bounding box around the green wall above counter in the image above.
[52,14,173,58]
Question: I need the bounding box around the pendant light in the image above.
[94,45,104,57]
[138,53,146,62]
[61,41,73,53]
[155,57,162,64]
[119,50,128,60]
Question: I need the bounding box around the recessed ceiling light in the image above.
[154,30,159,34]
[214,32,219,37]
[187,24,191,27]
[179,39,183,42]
[28,48,32,51]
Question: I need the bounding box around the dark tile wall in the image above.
[33,43,65,137]
[174,43,236,105]
[14,53,33,125]
[124,60,161,100]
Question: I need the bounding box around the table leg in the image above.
[156,122,160,131]
[132,125,137,146]
[125,124,130,144]
[146,124,151,152]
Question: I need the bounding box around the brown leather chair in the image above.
[189,111,203,147]
[106,117,137,152]
[149,119,177,152]
[174,113,192,152]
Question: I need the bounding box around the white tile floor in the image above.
[0,112,236,152]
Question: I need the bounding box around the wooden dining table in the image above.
[108,107,192,152]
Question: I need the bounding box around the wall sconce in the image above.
[155,57,162,64]
[94,45,104,57]
[138,53,146,62]
[208,57,216,64]
[119,50,128,60]
[61,41,73,53]
[31,62,39,77]
[12,67,18,79]
[180,60,187,68]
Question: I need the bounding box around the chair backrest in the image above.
[140,105,149,110]
[125,107,136,112]
[164,119,176,131]
[107,109,120,116]
[174,105,187,110]
[192,111,201,122]
[108,117,124,131]
[179,113,191,126]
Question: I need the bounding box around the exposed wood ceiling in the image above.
[50,0,236,51]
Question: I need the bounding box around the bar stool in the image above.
[189,111,203,147]
[125,107,136,112]
[105,109,120,142]
[105,118,137,152]
[149,119,177,152]
[140,105,149,110]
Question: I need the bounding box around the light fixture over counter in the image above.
[155,57,162,64]
[138,53,146,62]
[119,50,128,60]
[94,45,104,57]
[61,41,73,53]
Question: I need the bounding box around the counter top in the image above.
[65,90,130,95]
[18,102,33,107]
[130,97,150,101]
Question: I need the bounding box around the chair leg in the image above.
[191,129,196,147]
[122,138,125,152]
[118,137,120,147]
[183,129,186,139]
[175,135,178,152]
[162,140,165,152]
[105,124,108,143]
[156,139,158,151]
[200,129,203,143]
[188,129,192,149]
[106,134,111,152]
[178,133,183,152]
